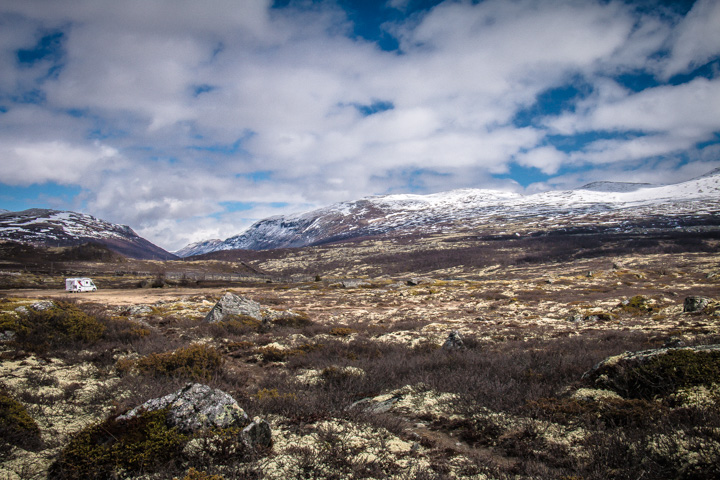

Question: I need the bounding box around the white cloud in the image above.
[583,78,720,138]
[515,146,568,175]
[0,140,118,186]
[663,0,720,78]
[1,0,719,250]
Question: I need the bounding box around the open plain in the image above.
[1,232,719,479]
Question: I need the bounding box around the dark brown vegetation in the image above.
[0,222,719,478]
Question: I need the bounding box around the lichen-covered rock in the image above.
[340,279,370,288]
[442,330,464,350]
[243,417,272,448]
[683,296,711,312]
[30,301,55,311]
[582,344,720,399]
[117,383,249,432]
[204,292,262,323]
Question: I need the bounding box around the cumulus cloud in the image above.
[662,0,720,78]
[0,140,119,186]
[0,0,718,250]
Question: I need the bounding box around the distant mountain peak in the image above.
[175,169,720,257]
[173,238,224,257]
[577,181,655,193]
[0,208,176,260]
[692,167,720,179]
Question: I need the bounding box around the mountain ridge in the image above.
[0,209,177,260]
[176,169,720,256]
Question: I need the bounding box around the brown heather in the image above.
[0,228,719,479]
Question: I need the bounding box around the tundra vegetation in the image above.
[0,228,719,479]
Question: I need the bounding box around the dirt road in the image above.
[5,287,235,306]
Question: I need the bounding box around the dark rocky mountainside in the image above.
[0,209,176,260]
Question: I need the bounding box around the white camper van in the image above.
[65,278,97,293]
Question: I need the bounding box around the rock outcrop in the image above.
[582,344,720,398]
[442,330,465,350]
[204,292,262,323]
[242,417,273,449]
[117,383,250,433]
[683,296,711,312]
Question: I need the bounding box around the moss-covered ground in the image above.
[1,246,719,479]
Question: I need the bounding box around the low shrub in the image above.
[134,344,223,381]
[101,316,152,343]
[619,295,659,315]
[174,468,225,480]
[0,389,42,456]
[526,396,664,428]
[329,327,356,337]
[48,408,187,479]
[9,301,105,353]
[271,311,313,328]
[207,315,262,336]
[600,349,720,399]
[255,343,323,363]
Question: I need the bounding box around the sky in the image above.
[1,0,719,252]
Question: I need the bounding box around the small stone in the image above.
[0,330,16,342]
[683,296,711,313]
[341,279,370,288]
[30,301,54,311]
[442,330,464,350]
[242,417,273,449]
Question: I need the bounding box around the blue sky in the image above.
[1,0,719,251]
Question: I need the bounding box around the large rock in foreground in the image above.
[50,383,272,479]
[583,344,720,399]
[204,292,262,323]
[117,383,249,432]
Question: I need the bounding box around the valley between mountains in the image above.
[0,172,719,479]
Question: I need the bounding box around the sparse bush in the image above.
[329,327,356,337]
[0,389,42,456]
[48,408,187,479]
[134,344,223,381]
[9,300,105,353]
[596,349,720,399]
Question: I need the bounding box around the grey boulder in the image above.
[683,296,711,313]
[204,292,262,323]
[117,383,250,433]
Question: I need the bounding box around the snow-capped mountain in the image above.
[0,209,176,260]
[173,238,224,258]
[177,169,720,257]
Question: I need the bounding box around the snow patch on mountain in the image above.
[0,209,175,260]
[176,170,720,257]
[173,239,224,257]
[578,181,655,192]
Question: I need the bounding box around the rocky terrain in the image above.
[1,236,719,479]
[0,168,718,479]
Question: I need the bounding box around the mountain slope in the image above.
[178,170,720,256]
[173,238,224,258]
[0,209,176,260]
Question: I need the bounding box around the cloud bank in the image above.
[0,0,718,250]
